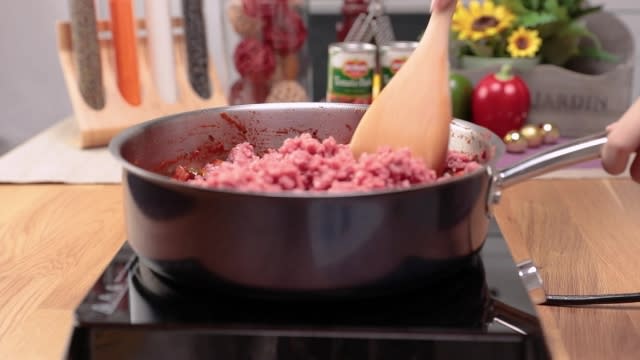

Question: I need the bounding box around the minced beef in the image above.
[175,133,482,193]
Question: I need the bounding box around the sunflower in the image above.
[507,27,542,58]
[452,0,515,41]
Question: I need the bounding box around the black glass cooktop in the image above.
[65,237,550,360]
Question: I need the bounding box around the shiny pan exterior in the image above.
[110,102,606,299]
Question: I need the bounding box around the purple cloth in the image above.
[495,137,602,170]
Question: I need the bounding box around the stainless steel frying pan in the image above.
[110,103,606,299]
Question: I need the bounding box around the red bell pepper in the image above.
[471,64,531,138]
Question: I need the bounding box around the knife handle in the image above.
[182,0,211,99]
[109,0,141,106]
[69,0,105,110]
[144,0,178,104]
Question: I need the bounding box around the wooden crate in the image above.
[450,11,635,138]
[56,18,228,149]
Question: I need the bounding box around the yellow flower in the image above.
[452,0,515,41]
[507,27,542,58]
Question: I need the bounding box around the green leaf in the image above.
[522,0,545,11]
[571,5,603,18]
[540,20,618,66]
[517,12,558,28]
[557,0,576,7]
[544,0,559,12]
[552,22,591,44]
[535,21,566,38]
[539,22,581,65]
[467,41,495,57]
[559,0,582,13]
[563,22,620,63]
[495,0,529,15]
[579,46,619,62]
[558,21,591,37]
[541,33,580,66]
[529,0,540,11]
[543,0,569,21]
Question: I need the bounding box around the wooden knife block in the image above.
[56,18,228,149]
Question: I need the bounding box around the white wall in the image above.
[0,0,638,154]
[0,1,71,154]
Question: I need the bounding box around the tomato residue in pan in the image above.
[275,127,320,139]
[153,139,227,176]
[220,112,248,134]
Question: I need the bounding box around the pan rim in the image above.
[109,102,505,199]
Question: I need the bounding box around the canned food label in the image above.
[381,57,408,86]
[380,43,417,87]
[327,47,375,103]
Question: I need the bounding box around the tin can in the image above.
[380,41,418,88]
[326,42,377,104]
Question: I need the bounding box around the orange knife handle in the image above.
[109,0,141,106]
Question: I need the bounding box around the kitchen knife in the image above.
[144,0,178,104]
[69,0,105,110]
[182,0,211,99]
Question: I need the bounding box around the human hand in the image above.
[430,0,457,12]
[601,99,640,182]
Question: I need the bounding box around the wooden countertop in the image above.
[1,179,639,359]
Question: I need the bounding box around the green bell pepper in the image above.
[449,73,473,121]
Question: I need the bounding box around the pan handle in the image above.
[488,131,608,207]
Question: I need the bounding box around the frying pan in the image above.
[109,102,606,300]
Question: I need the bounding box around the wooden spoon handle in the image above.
[348,1,457,175]
[410,2,456,174]
[430,0,457,13]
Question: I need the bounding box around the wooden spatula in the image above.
[349,0,457,175]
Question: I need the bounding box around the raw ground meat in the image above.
[174,133,482,193]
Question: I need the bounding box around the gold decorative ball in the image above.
[539,123,560,144]
[504,130,528,153]
[520,124,543,148]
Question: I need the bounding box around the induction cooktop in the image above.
[65,235,551,360]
